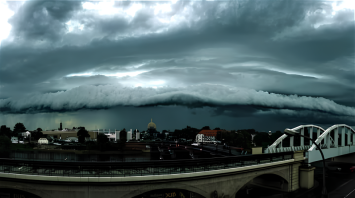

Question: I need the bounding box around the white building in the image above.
[19,131,31,138]
[136,132,140,140]
[96,129,133,142]
[11,137,18,143]
[65,137,78,142]
[195,130,219,143]
[127,129,132,141]
[38,138,49,144]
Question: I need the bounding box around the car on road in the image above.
[328,162,355,173]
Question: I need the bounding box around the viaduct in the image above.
[1,123,355,198]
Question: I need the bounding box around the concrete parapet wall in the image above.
[0,152,306,198]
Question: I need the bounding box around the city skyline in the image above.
[0,1,354,132]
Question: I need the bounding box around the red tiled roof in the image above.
[198,130,220,136]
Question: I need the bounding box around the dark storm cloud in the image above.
[210,106,355,127]
[8,1,82,41]
[1,84,354,119]
[0,0,354,128]
[257,109,355,127]
[2,0,352,86]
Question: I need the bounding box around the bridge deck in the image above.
[0,152,295,182]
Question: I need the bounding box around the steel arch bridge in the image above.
[265,124,355,163]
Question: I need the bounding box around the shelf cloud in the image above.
[1,84,354,119]
[0,0,353,130]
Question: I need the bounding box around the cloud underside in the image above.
[1,84,354,122]
[0,0,354,128]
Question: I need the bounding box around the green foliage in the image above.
[0,125,12,138]
[158,132,166,139]
[253,131,284,149]
[119,128,127,142]
[96,133,110,151]
[77,127,90,143]
[31,131,43,141]
[86,141,96,150]
[253,132,270,147]
[117,128,127,150]
[201,126,210,130]
[14,123,26,133]
[97,133,108,144]
[116,140,125,150]
[10,143,34,151]
[172,126,200,140]
[220,130,254,149]
[0,135,11,157]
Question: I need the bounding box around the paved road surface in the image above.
[312,161,355,198]
[329,175,355,198]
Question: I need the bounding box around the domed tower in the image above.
[147,118,156,130]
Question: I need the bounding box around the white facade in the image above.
[19,131,31,137]
[11,137,18,143]
[38,138,49,144]
[127,129,132,141]
[96,129,119,142]
[195,134,216,143]
[96,129,133,141]
[65,137,78,142]
[136,132,140,140]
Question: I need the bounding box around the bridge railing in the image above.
[0,152,293,178]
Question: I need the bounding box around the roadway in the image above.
[311,160,355,198]
[327,162,355,198]
[197,143,241,155]
[329,177,355,198]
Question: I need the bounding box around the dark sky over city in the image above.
[0,0,354,132]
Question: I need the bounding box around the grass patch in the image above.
[10,143,34,151]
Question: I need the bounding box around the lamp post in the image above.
[284,128,328,198]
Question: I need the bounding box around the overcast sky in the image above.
[0,0,354,132]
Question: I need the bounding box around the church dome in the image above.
[147,118,156,129]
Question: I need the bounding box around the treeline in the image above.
[221,129,283,150]
[0,123,44,141]
[0,123,284,151]
[164,126,284,150]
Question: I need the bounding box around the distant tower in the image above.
[59,122,63,130]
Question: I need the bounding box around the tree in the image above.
[158,132,166,140]
[97,133,108,144]
[31,131,43,141]
[0,135,11,158]
[201,126,210,130]
[36,128,43,132]
[220,130,253,149]
[253,132,271,149]
[0,125,12,138]
[97,133,109,151]
[119,128,127,142]
[214,127,221,130]
[77,127,90,143]
[216,131,222,141]
[14,123,26,133]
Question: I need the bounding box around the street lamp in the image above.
[284,128,328,198]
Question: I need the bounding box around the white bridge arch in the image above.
[265,124,355,163]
